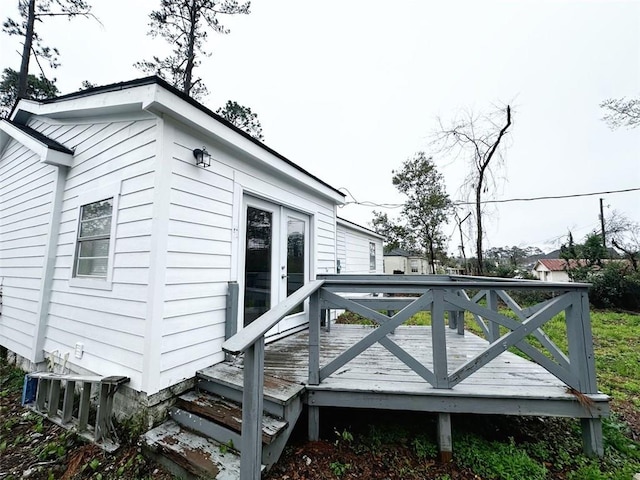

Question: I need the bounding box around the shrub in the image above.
[589,263,640,311]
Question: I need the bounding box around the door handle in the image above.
[281,274,287,279]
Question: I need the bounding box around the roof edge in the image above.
[22,76,345,199]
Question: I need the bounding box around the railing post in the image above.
[241,337,264,480]
[431,289,449,388]
[308,289,321,441]
[226,281,239,361]
[487,290,500,342]
[565,289,597,393]
[566,288,603,457]
[308,289,321,386]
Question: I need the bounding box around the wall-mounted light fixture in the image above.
[193,147,211,168]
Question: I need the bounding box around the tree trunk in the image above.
[183,0,198,96]
[475,181,483,275]
[428,238,436,274]
[17,0,37,99]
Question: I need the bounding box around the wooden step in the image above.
[143,419,246,480]
[197,363,305,406]
[176,390,288,445]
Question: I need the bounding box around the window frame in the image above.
[410,259,419,273]
[69,185,120,290]
[369,242,376,272]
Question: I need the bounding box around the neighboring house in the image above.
[383,248,432,275]
[532,259,586,282]
[336,217,384,274]
[0,76,347,404]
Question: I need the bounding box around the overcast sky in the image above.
[1,0,638,255]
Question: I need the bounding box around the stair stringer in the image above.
[261,394,304,469]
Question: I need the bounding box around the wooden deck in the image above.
[221,275,610,477]
[263,324,609,417]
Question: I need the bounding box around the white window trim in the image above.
[69,183,121,290]
[369,242,376,272]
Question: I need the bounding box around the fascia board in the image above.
[11,84,157,122]
[143,86,345,205]
[0,120,73,167]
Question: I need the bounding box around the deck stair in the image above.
[143,362,305,479]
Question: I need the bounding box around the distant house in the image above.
[384,248,433,275]
[0,76,348,405]
[336,217,384,274]
[532,259,592,282]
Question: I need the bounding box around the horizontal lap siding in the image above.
[160,139,234,389]
[38,118,157,389]
[159,128,338,389]
[339,227,373,274]
[0,139,54,359]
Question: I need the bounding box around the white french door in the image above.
[240,196,310,337]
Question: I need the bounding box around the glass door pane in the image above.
[286,216,305,314]
[244,206,272,326]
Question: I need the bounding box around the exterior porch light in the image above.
[193,147,211,168]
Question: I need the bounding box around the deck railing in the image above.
[223,274,599,479]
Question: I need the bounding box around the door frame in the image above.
[237,193,312,337]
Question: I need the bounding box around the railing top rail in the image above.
[222,279,325,355]
[318,274,590,290]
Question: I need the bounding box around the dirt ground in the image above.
[2,361,639,479]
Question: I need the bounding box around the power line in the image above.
[339,186,640,209]
[452,187,640,206]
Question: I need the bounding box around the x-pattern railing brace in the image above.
[316,289,436,384]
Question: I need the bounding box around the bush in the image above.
[588,263,640,311]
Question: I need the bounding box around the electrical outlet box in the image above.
[74,342,84,359]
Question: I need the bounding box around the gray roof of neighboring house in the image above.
[384,248,423,257]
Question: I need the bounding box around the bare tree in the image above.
[606,210,640,271]
[136,0,250,100]
[3,0,92,100]
[434,105,512,275]
[600,96,640,129]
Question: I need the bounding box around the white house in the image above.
[0,76,347,404]
[335,217,384,274]
[532,259,573,282]
[383,248,432,275]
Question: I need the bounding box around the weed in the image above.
[411,435,437,460]
[329,460,351,477]
[455,434,547,480]
[334,428,353,446]
[219,439,235,455]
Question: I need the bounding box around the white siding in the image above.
[36,116,158,390]
[0,139,55,359]
[384,256,408,274]
[158,123,338,390]
[336,222,384,274]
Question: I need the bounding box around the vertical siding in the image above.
[0,139,55,359]
[39,117,157,390]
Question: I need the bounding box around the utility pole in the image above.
[599,198,607,253]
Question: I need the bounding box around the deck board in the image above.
[260,324,609,417]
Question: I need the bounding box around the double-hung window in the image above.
[74,198,113,278]
[410,259,419,273]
